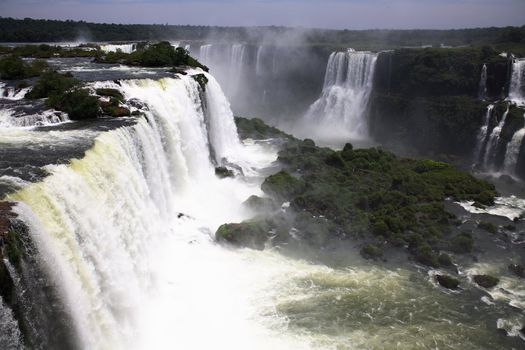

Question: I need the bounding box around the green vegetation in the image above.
[48,89,100,120]
[478,221,497,234]
[95,41,208,70]
[435,274,460,289]
[224,117,498,267]
[234,117,291,140]
[25,71,77,99]
[192,74,209,91]
[25,71,100,120]
[216,221,272,250]
[360,243,383,260]
[0,55,48,80]
[4,44,98,59]
[1,17,524,53]
[473,274,499,289]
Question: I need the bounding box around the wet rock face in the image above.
[435,274,460,289]
[473,274,500,289]
[508,264,524,278]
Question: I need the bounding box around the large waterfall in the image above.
[4,73,305,349]
[299,49,377,143]
[198,44,247,98]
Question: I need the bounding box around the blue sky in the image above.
[1,0,524,29]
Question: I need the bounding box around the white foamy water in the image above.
[459,195,525,220]
[0,109,69,129]
[0,83,31,101]
[99,43,136,54]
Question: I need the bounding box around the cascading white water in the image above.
[0,109,69,129]
[479,64,488,100]
[473,104,494,165]
[0,296,23,350]
[228,44,246,95]
[198,44,246,98]
[483,105,510,168]
[0,83,31,101]
[509,58,525,106]
[300,49,378,142]
[199,44,213,66]
[503,127,525,174]
[255,46,265,76]
[100,44,136,54]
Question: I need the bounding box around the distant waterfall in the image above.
[301,49,378,141]
[198,44,246,97]
[483,105,510,168]
[99,43,136,54]
[199,44,213,65]
[473,104,494,165]
[509,58,525,105]
[478,64,487,100]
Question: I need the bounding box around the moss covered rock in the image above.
[360,243,383,260]
[436,274,460,289]
[215,221,271,250]
[473,274,499,289]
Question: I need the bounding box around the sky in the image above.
[0,0,524,30]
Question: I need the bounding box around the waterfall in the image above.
[4,73,287,349]
[0,83,32,101]
[483,105,510,169]
[198,44,246,98]
[473,104,494,165]
[503,110,525,174]
[0,296,23,350]
[256,46,265,76]
[99,44,136,54]
[0,109,69,129]
[199,44,213,66]
[503,127,525,174]
[509,58,525,105]
[228,44,246,96]
[301,49,378,141]
[478,64,487,100]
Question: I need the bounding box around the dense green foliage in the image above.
[1,17,524,52]
[95,42,208,70]
[225,118,498,267]
[25,71,100,120]
[3,44,98,59]
[47,89,100,120]
[234,117,292,140]
[473,274,499,288]
[369,95,487,158]
[25,71,77,99]
[0,55,48,80]
[374,47,508,98]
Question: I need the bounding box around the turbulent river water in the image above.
[0,58,524,349]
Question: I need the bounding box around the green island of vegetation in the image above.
[218,117,498,271]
